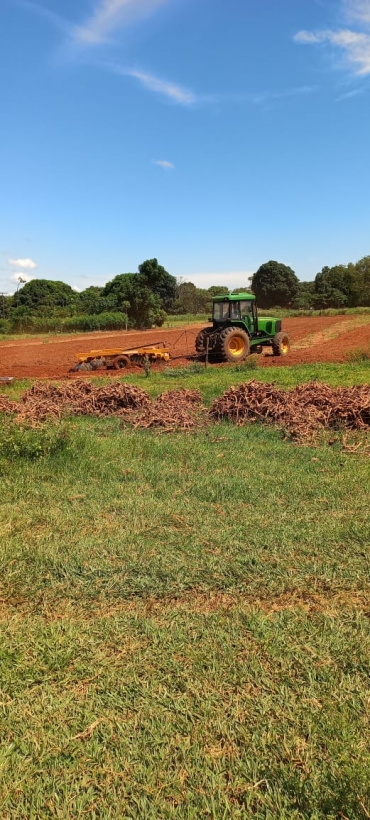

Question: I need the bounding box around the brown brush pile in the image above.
[1,380,150,424]
[0,381,204,431]
[1,379,370,441]
[209,380,370,442]
[130,388,204,431]
[0,395,16,415]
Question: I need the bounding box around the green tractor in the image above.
[195,293,290,362]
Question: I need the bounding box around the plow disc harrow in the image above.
[74,342,170,372]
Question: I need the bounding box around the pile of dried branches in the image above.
[2,379,370,440]
[2,380,151,424]
[209,380,370,442]
[129,388,204,431]
[0,395,16,415]
[0,381,204,431]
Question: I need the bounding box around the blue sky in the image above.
[1,0,370,294]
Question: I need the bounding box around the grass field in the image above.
[1,362,370,819]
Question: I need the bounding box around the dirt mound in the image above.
[210,380,370,442]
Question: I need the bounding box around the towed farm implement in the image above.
[74,342,170,372]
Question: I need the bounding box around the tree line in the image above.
[1,255,370,334]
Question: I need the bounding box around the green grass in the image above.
[1,363,370,818]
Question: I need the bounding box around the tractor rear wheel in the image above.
[219,327,250,362]
[113,355,131,370]
[272,332,290,356]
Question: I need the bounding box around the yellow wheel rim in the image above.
[228,336,245,356]
[281,340,289,354]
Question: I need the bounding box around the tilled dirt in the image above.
[1,315,370,378]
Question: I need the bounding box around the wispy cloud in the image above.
[8,258,37,269]
[154,160,175,169]
[344,0,370,24]
[126,68,196,104]
[295,0,370,75]
[73,0,169,45]
[17,2,198,106]
[107,63,197,104]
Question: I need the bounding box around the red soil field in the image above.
[1,315,370,379]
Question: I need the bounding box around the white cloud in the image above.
[10,272,34,285]
[295,0,370,76]
[154,160,175,169]
[8,257,37,269]
[73,0,169,45]
[345,0,370,24]
[123,67,196,104]
[295,28,370,74]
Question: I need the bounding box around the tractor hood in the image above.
[257,317,282,335]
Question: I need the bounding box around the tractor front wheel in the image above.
[272,332,290,356]
[219,327,250,362]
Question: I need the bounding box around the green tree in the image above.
[14,279,76,312]
[138,258,176,310]
[172,282,211,314]
[207,286,230,297]
[102,274,165,328]
[314,265,358,308]
[292,281,315,310]
[251,261,299,308]
[352,256,370,306]
[76,286,117,315]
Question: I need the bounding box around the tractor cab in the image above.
[212,293,257,335]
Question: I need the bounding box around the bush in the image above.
[0,420,71,461]
[62,312,129,332]
[0,319,11,334]
[8,312,129,334]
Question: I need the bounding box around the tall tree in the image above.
[14,279,76,312]
[102,274,165,328]
[251,261,299,308]
[353,256,370,306]
[172,282,211,314]
[138,258,176,310]
[314,265,358,308]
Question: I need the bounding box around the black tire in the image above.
[219,327,250,362]
[195,328,211,357]
[272,332,290,356]
[113,355,131,370]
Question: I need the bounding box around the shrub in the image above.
[0,319,11,334]
[0,420,71,461]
